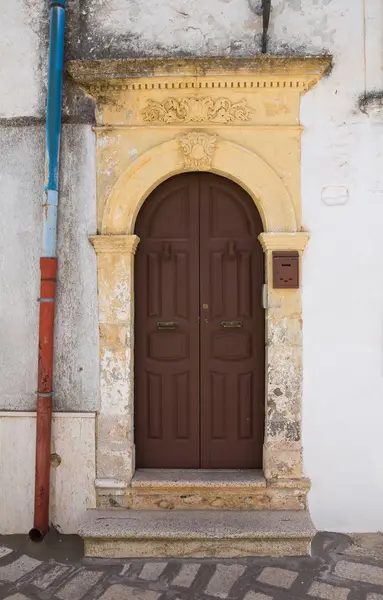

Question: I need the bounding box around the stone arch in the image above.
[101,138,297,235]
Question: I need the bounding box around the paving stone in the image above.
[205,564,246,598]
[257,567,298,589]
[3,595,31,600]
[367,595,383,600]
[0,555,42,582]
[99,584,160,599]
[244,593,273,600]
[56,569,103,600]
[334,561,383,586]
[32,564,69,589]
[172,563,200,587]
[308,581,350,600]
[0,546,13,559]
[139,562,167,581]
[119,563,131,576]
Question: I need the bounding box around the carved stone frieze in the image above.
[177,132,217,170]
[141,96,254,124]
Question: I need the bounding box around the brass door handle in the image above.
[221,321,243,328]
[157,321,177,330]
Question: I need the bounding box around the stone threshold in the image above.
[132,468,266,490]
[95,469,311,511]
[79,508,315,558]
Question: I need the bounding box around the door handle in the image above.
[157,321,177,330]
[221,321,243,328]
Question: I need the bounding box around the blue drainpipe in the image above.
[29,0,66,542]
[43,0,66,258]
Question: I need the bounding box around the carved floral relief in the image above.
[177,132,217,170]
[141,96,253,124]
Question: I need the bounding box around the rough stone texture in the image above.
[128,469,309,511]
[132,469,266,488]
[138,562,166,581]
[0,555,41,582]
[79,509,315,558]
[257,567,298,589]
[33,565,70,589]
[172,563,200,587]
[334,561,383,587]
[308,581,350,600]
[205,564,246,598]
[0,547,13,559]
[56,569,103,600]
[85,538,311,559]
[99,586,160,600]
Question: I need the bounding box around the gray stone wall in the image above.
[0,125,98,411]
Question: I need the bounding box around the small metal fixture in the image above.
[262,0,271,54]
[221,321,243,328]
[272,251,299,289]
[157,321,177,329]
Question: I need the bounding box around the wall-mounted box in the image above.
[272,251,299,289]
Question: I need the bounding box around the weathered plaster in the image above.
[0,125,99,412]
[0,412,96,534]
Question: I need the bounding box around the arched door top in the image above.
[101,137,297,235]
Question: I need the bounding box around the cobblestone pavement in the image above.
[0,532,383,600]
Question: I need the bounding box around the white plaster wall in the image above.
[301,1,383,532]
[0,413,96,534]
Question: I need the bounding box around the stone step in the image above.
[79,509,315,558]
[123,469,310,511]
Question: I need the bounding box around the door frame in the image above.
[69,56,331,505]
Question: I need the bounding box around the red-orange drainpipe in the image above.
[29,0,66,542]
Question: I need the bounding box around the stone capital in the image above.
[258,232,309,253]
[89,234,140,254]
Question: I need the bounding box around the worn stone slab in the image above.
[0,546,13,559]
[32,565,70,589]
[366,595,383,600]
[85,537,311,559]
[309,581,350,600]
[139,562,167,581]
[205,564,246,598]
[257,567,298,589]
[99,585,160,599]
[0,555,41,582]
[56,569,103,600]
[334,561,383,586]
[172,563,200,587]
[3,595,31,600]
[132,469,266,488]
[119,563,130,576]
[244,594,273,600]
[80,509,315,539]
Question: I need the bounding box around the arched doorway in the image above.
[134,173,265,469]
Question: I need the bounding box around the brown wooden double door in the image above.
[134,173,265,469]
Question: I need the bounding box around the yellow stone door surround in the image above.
[68,56,331,505]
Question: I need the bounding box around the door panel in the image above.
[199,174,264,468]
[135,173,264,469]
[135,174,200,468]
